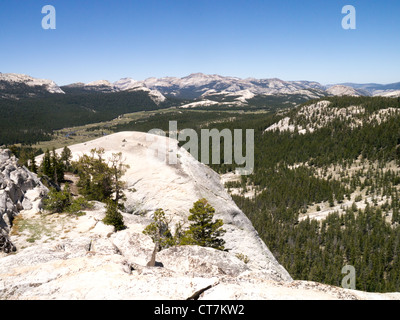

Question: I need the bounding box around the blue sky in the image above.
[1,0,399,85]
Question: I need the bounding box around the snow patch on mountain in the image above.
[113,78,166,104]
[86,80,113,87]
[114,78,143,91]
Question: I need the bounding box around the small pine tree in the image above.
[109,152,130,206]
[102,201,126,231]
[143,208,174,250]
[183,198,226,251]
[43,184,72,214]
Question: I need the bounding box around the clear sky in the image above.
[1,0,399,85]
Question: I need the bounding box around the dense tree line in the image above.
[234,194,400,292]
[0,90,171,145]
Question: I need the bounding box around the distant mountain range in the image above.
[1,72,400,107]
[332,82,400,98]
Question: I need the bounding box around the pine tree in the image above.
[183,198,226,251]
[75,148,113,202]
[43,183,72,214]
[143,208,174,250]
[109,152,130,205]
[60,146,72,172]
[41,149,52,177]
[51,148,64,185]
[29,152,38,174]
[102,200,126,231]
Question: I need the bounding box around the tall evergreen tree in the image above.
[29,152,38,174]
[60,146,72,172]
[41,149,52,177]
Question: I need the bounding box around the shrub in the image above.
[74,148,128,204]
[143,208,175,250]
[235,253,250,264]
[181,198,226,251]
[67,197,93,216]
[43,184,72,214]
[102,201,126,231]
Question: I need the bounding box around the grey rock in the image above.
[157,245,249,277]
[0,149,11,162]
[0,185,399,300]
[0,149,48,253]
[111,229,155,266]
[21,198,32,211]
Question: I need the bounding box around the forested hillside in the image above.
[0,91,172,145]
[208,96,400,292]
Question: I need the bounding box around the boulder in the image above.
[111,229,155,266]
[157,245,250,277]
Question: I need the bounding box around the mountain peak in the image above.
[326,85,370,97]
[85,80,113,87]
[185,72,208,78]
[0,73,64,96]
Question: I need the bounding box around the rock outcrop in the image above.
[0,149,48,253]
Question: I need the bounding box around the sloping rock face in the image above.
[0,149,48,253]
[44,131,291,282]
[1,139,400,299]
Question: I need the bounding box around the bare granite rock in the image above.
[38,131,292,282]
[157,245,250,277]
[0,149,48,253]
